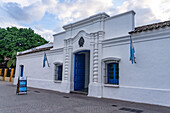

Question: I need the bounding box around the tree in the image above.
[0,27,48,67]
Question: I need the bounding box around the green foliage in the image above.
[0,27,48,67]
[7,51,17,68]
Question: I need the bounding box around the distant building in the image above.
[14,10,170,107]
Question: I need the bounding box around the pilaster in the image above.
[88,31,105,98]
[61,38,73,93]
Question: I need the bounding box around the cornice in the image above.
[53,31,66,36]
[106,10,135,21]
[63,13,109,30]
[102,28,170,48]
[102,35,130,46]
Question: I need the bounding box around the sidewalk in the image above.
[0,81,170,113]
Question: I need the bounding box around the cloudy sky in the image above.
[0,0,170,42]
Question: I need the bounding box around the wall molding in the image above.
[102,28,170,48]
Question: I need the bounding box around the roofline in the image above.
[63,12,110,30]
[106,10,135,21]
[53,31,66,36]
[129,20,170,34]
[17,46,53,56]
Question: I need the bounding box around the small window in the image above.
[20,65,24,77]
[54,64,63,81]
[107,63,119,85]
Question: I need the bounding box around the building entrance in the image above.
[74,50,90,93]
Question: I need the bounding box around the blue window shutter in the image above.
[20,65,24,77]
[107,63,119,85]
[113,64,116,84]
[57,66,62,80]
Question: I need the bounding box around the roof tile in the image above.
[129,20,170,34]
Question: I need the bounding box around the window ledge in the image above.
[104,84,119,88]
[54,80,62,83]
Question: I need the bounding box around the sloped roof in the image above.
[17,43,53,56]
[129,20,170,34]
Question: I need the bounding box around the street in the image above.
[0,81,170,113]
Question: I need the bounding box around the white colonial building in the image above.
[14,10,170,107]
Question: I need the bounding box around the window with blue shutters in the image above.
[107,63,119,85]
[20,65,24,77]
[54,64,63,81]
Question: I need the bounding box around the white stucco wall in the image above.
[14,10,170,107]
[53,10,135,43]
[14,48,64,92]
[101,27,170,106]
[65,22,103,40]
[105,11,135,39]
[53,32,65,49]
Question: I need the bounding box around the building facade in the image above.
[14,10,170,107]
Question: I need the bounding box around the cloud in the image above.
[1,0,170,26]
[42,0,170,26]
[0,15,54,42]
[115,0,170,26]
[0,0,41,7]
[33,25,55,42]
[43,0,114,24]
[0,0,170,42]
[2,1,46,23]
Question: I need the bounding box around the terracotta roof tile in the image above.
[129,20,170,34]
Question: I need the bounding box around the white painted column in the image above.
[97,31,104,84]
[98,31,105,97]
[64,40,69,81]
[68,39,73,92]
[61,39,73,93]
[93,33,99,83]
[89,34,94,89]
[88,31,104,98]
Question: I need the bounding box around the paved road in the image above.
[0,81,170,113]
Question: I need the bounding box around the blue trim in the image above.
[75,50,90,55]
[57,65,62,80]
[107,63,119,85]
[43,52,47,68]
[107,64,109,83]
[74,54,76,90]
[74,50,90,91]
[20,65,24,77]
[113,64,116,84]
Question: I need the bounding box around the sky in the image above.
[0,0,170,42]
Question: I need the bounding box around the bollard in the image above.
[0,69,2,76]
[3,68,7,81]
[0,69,2,80]
[9,68,14,82]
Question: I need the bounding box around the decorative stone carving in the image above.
[78,37,85,47]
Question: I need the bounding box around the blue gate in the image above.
[74,54,85,91]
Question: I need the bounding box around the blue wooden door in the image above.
[74,54,85,91]
[20,65,24,77]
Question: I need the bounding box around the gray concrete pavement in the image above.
[0,81,170,113]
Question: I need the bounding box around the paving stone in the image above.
[0,81,170,113]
